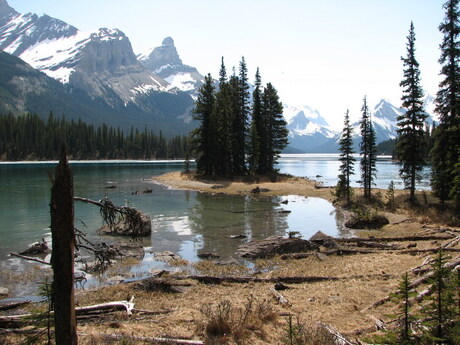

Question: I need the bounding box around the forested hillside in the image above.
[0,113,189,161]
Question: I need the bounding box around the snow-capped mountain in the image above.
[139,37,204,95]
[0,0,197,133]
[286,98,436,153]
[283,104,337,152]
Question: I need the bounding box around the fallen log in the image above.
[365,255,460,310]
[318,322,355,345]
[9,252,50,265]
[78,332,205,344]
[336,235,455,243]
[76,300,134,316]
[169,274,341,284]
[397,248,460,255]
[167,273,393,285]
[0,300,31,311]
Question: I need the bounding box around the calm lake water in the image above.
[0,154,430,294]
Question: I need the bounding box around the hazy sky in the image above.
[9,0,445,128]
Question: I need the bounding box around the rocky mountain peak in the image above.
[0,0,16,19]
[143,36,183,72]
[162,36,175,47]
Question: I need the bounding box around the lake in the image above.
[0,154,430,294]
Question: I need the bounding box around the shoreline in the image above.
[152,171,337,201]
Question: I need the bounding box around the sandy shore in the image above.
[153,171,335,200]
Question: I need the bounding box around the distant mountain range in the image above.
[0,0,435,151]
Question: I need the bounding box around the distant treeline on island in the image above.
[0,112,190,161]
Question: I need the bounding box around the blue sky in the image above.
[9,0,445,128]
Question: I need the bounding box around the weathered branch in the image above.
[0,300,31,311]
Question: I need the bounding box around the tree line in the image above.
[337,0,460,212]
[0,112,189,161]
[191,57,288,177]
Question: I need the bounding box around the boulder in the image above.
[19,239,50,255]
[98,213,151,237]
[235,236,319,259]
[152,251,183,263]
[309,231,339,249]
[345,214,389,229]
[0,287,9,297]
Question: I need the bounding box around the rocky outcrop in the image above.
[235,236,319,259]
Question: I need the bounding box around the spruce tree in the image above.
[192,74,216,175]
[360,96,377,199]
[248,68,262,175]
[432,0,460,209]
[337,109,355,204]
[397,22,428,203]
[261,83,288,173]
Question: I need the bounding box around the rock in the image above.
[229,234,247,239]
[0,287,9,297]
[197,253,220,259]
[309,231,338,249]
[251,186,270,193]
[106,275,125,284]
[235,236,319,259]
[344,214,390,229]
[98,213,152,237]
[216,257,240,266]
[152,251,182,262]
[134,277,183,293]
[19,239,50,255]
[109,243,144,259]
[315,252,328,261]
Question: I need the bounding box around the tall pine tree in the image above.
[432,0,460,209]
[337,109,355,204]
[261,83,289,173]
[192,74,216,175]
[360,96,377,199]
[248,68,262,175]
[397,22,428,202]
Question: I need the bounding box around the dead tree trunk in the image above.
[50,145,78,345]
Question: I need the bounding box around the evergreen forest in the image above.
[191,58,288,177]
[0,112,189,161]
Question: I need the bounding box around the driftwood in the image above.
[270,287,291,306]
[0,300,137,329]
[318,322,355,345]
[167,273,393,285]
[76,300,135,316]
[78,332,205,344]
[9,252,50,265]
[366,255,460,310]
[336,234,455,243]
[0,300,31,311]
[170,274,341,284]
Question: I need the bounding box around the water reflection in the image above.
[187,193,289,259]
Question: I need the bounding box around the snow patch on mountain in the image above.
[18,31,90,83]
[165,72,197,92]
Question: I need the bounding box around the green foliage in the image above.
[421,249,459,344]
[386,180,396,210]
[0,112,190,160]
[359,96,377,199]
[191,58,288,177]
[337,109,355,204]
[432,0,460,210]
[397,22,429,202]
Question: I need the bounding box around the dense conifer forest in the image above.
[0,112,189,161]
